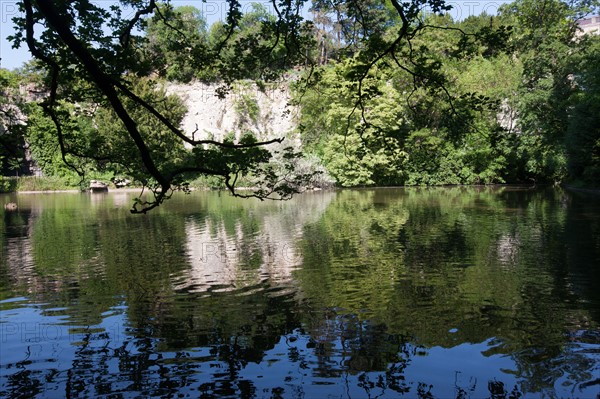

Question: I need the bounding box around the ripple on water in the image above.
[1,189,599,398]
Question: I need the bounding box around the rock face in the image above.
[1,86,42,177]
[167,80,335,189]
[166,81,300,145]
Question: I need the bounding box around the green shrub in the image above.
[0,177,18,193]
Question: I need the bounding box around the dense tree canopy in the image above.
[294,0,600,186]
[2,0,600,209]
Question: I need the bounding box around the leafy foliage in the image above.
[566,35,600,185]
[497,0,599,184]
[294,0,600,188]
[294,12,522,187]
[92,78,188,182]
[209,3,312,82]
[0,69,28,176]
[144,4,210,82]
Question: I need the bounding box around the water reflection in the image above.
[1,187,599,398]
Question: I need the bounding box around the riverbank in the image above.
[3,176,599,197]
[0,176,81,193]
[1,175,331,195]
[14,188,147,194]
[1,176,178,194]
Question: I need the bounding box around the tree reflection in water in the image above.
[1,304,535,398]
[1,188,599,398]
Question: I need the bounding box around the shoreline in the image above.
[13,188,146,194]
[4,184,600,196]
[5,185,517,196]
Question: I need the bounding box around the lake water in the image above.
[1,187,599,399]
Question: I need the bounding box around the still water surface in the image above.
[1,187,599,398]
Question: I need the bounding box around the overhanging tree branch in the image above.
[119,0,157,48]
[24,0,83,177]
[31,0,169,192]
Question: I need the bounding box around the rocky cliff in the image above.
[166,80,334,188]
[166,81,300,145]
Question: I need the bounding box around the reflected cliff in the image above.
[176,192,334,293]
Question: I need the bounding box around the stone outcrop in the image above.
[166,81,299,145]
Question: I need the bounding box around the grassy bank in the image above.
[0,176,81,193]
[1,175,255,194]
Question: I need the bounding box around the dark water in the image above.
[1,187,599,399]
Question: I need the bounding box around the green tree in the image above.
[566,35,600,185]
[25,101,91,185]
[294,11,520,187]
[208,3,310,81]
[498,0,599,183]
[144,4,209,82]
[11,0,589,205]
[92,78,188,183]
[0,69,28,180]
